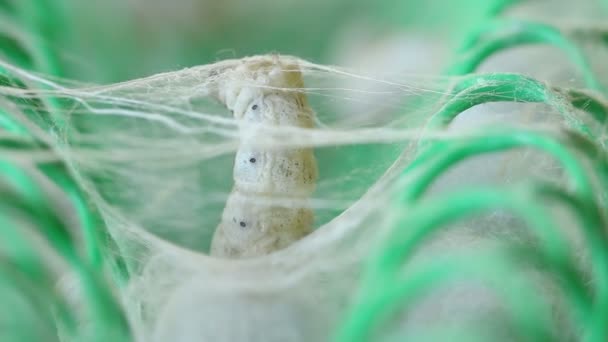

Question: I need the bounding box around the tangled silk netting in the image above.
[2,2,608,342]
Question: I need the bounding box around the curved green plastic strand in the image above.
[0,34,34,69]
[10,0,63,77]
[0,263,69,342]
[0,128,103,268]
[1,68,132,284]
[562,132,608,203]
[0,161,73,248]
[535,184,608,341]
[336,187,589,342]
[0,220,79,338]
[342,126,608,341]
[449,73,546,96]
[345,125,608,340]
[0,110,27,133]
[0,66,66,133]
[564,89,608,124]
[0,209,50,281]
[487,0,523,16]
[40,163,104,268]
[0,9,34,67]
[434,74,549,127]
[407,131,594,202]
[348,4,607,342]
[0,119,128,283]
[337,249,554,342]
[1,74,104,269]
[0,83,132,297]
[428,73,591,136]
[433,74,608,138]
[408,130,608,328]
[406,132,608,333]
[0,0,68,131]
[450,19,604,92]
[354,184,608,342]
[0,183,132,341]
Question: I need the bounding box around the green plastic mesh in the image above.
[1,0,608,341]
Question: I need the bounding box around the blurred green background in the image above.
[3,0,520,83]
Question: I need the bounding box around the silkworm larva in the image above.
[211,191,314,258]
[209,56,317,258]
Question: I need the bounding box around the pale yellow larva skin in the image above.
[210,56,317,258]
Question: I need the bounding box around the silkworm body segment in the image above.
[210,56,317,258]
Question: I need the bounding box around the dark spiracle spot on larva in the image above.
[239,221,247,228]
[249,157,256,163]
[252,104,258,110]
